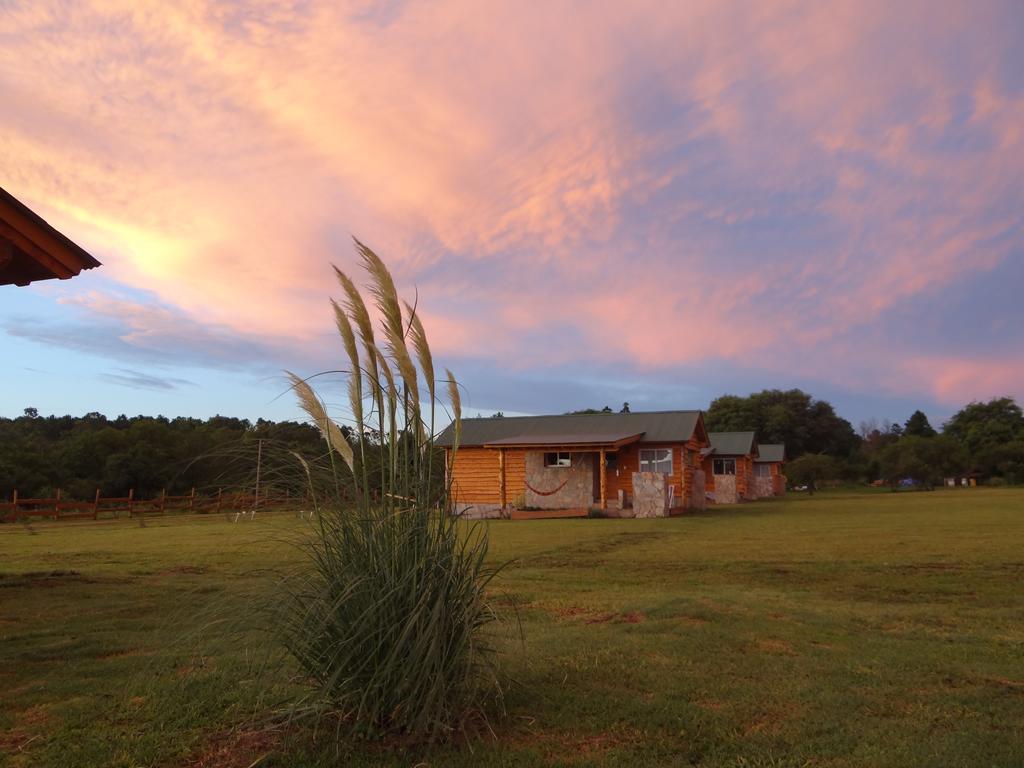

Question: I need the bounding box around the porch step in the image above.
[509,508,590,521]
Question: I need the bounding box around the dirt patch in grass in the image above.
[185,727,283,768]
[157,565,209,577]
[508,724,647,763]
[525,531,666,568]
[0,704,53,757]
[547,606,646,625]
[752,638,797,656]
[94,647,147,660]
[0,570,91,588]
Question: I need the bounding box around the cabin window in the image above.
[639,448,672,475]
[544,452,572,468]
[755,463,772,478]
[605,452,618,470]
[713,458,736,475]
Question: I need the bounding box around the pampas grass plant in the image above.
[278,240,501,741]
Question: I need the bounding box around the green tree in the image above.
[944,397,1024,478]
[785,453,842,494]
[877,435,967,490]
[705,389,859,458]
[903,410,937,437]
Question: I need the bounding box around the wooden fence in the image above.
[0,488,305,523]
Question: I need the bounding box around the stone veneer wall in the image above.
[632,471,669,518]
[524,452,594,509]
[452,502,507,520]
[713,474,738,504]
[754,476,774,498]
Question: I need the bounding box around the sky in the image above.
[1,0,1022,431]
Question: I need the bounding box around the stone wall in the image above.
[632,471,668,518]
[452,502,507,520]
[754,476,774,498]
[524,452,594,509]
[713,474,738,504]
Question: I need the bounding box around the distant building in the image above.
[0,186,100,286]
[435,411,711,519]
[754,443,787,497]
[703,432,759,503]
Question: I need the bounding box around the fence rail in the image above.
[0,488,307,523]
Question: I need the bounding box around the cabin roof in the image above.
[708,431,757,456]
[0,186,101,287]
[436,410,704,448]
[483,431,645,449]
[755,443,786,463]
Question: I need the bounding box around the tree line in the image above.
[3,390,1022,501]
[1,409,447,504]
[0,411,325,501]
[702,390,1024,491]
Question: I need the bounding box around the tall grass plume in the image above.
[277,240,503,742]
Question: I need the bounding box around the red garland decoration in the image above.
[525,478,570,496]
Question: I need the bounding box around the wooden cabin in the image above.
[753,443,786,497]
[436,411,710,519]
[0,186,100,286]
[703,431,758,503]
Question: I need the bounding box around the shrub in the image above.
[276,241,503,741]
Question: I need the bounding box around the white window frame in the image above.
[755,463,772,478]
[544,451,572,468]
[713,458,736,475]
[639,448,673,475]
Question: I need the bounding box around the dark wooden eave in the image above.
[0,186,101,286]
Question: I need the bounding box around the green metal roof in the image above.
[755,444,786,463]
[436,410,703,448]
[708,431,757,456]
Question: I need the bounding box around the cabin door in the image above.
[592,453,601,503]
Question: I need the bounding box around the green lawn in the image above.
[2,489,1022,767]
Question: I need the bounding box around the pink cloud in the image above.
[1,0,1021,409]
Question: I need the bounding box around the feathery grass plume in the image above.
[445,368,461,430]
[276,246,504,744]
[403,299,435,403]
[335,266,386,494]
[287,371,354,472]
[355,239,420,417]
[334,266,380,407]
[372,343,399,487]
[330,299,363,429]
[446,368,466,483]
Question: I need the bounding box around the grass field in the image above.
[1,489,1022,767]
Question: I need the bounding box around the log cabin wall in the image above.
[448,447,501,505]
[447,447,526,508]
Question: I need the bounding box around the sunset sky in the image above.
[2,1,1022,429]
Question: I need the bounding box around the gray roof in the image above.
[436,411,703,448]
[755,443,785,463]
[483,431,644,447]
[708,431,757,456]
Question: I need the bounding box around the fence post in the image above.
[93,489,101,520]
[54,488,61,520]
[188,488,195,513]
[160,489,166,515]
[127,488,134,518]
[216,488,223,513]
